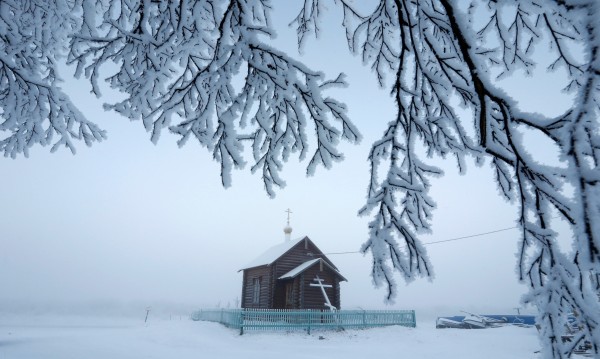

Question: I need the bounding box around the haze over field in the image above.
[0,1,573,320]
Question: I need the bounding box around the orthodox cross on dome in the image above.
[283,208,293,241]
[285,208,292,226]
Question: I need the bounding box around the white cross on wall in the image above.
[309,275,337,311]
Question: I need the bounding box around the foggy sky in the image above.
[0,1,573,318]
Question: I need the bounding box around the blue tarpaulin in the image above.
[436,315,536,329]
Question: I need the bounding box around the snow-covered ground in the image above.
[0,315,541,359]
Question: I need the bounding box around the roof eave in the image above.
[278,258,348,282]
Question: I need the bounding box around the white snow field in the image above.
[0,315,541,359]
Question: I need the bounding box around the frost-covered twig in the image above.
[0,0,106,157]
[303,0,481,302]
[307,0,599,356]
[69,0,360,195]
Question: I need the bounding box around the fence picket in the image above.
[191,308,416,334]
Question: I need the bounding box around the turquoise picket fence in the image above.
[191,308,416,334]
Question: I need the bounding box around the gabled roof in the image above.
[240,236,306,271]
[278,258,347,281]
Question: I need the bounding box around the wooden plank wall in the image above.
[242,237,344,310]
[271,238,324,279]
[241,266,271,309]
[300,264,340,310]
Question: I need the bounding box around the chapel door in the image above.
[285,282,294,309]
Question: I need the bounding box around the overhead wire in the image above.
[323,224,519,256]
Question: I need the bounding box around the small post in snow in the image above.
[145,306,152,323]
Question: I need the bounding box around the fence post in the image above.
[362,310,366,327]
[193,308,417,332]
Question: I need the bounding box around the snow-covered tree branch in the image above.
[67,0,360,195]
[1,1,599,357]
[292,0,599,357]
[0,0,106,157]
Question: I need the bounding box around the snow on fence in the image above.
[191,308,416,334]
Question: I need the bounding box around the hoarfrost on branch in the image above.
[0,0,106,157]
[1,1,599,358]
[294,0,600,357]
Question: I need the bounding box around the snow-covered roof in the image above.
[240,236,306,270]
[278,258,321,279]
[278,258,347,281]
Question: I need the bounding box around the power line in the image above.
[324,225,518,256]
[325,251,363,255]
[423,226,517,245]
